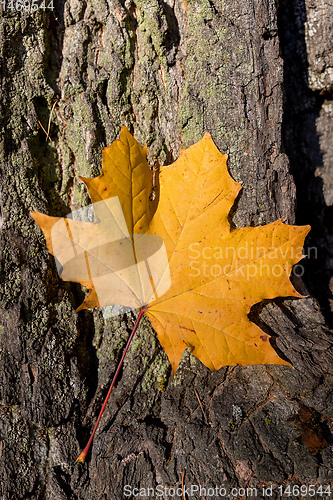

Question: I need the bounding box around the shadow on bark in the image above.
[278,0,333,326]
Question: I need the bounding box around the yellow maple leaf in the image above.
[31,126,310,373]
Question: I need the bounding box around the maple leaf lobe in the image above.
[146,133,310,372]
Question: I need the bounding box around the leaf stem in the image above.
[76,308,146,464]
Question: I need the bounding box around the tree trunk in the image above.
[0,0,332,498]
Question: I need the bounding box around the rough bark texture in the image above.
[0,0,332,499]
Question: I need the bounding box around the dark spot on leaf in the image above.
[180,326,195,333]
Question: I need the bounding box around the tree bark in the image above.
[0,0,332,499]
